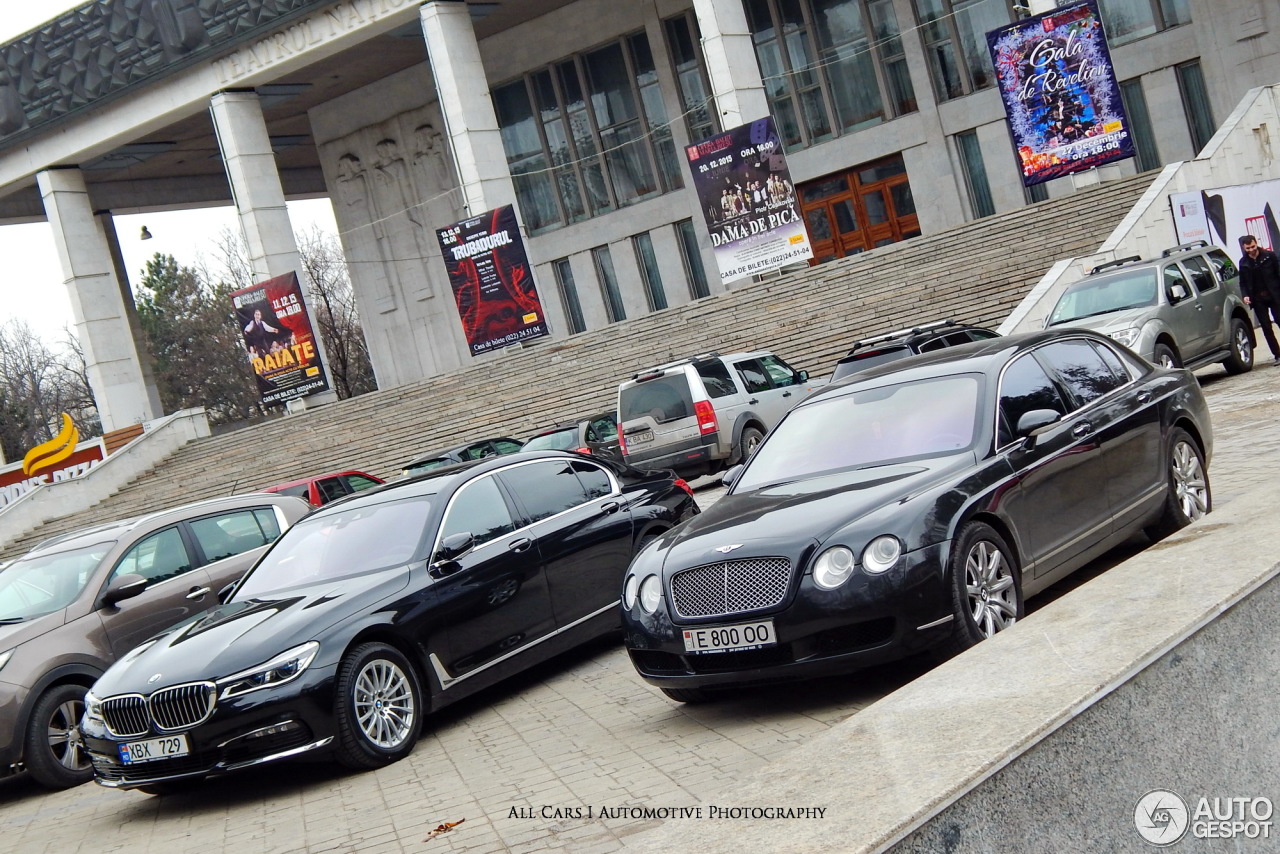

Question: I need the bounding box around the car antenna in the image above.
[228,479,240,496]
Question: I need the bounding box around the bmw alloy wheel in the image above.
[353,660,416,749]
[1172,439,1209,521]
[964,540,1018,638]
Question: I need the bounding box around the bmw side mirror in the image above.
[101,573,148,607]
[1015,409,1062,448]
[721,464,743,489]
[432,532,475,576]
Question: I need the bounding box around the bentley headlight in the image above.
[638,575,662,613]
[623,574,639,610]
[813,546,856,589]
[1108,327,1140,348]
[217,641,319,699]
[862,536,902,574]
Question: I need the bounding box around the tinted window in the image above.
[620,374,693,422]
[759,354,799,387]
[501,461,590,522]
[696,361,738,398]
[493,440,524,454]
[832,346,910,380]
[316,477,348,504]
[1164,264,1191,302]
[1039,340,1126,407]
[999,354,1068,446]
[968,329,1000,342]
[1090,340,1132,383]
[918,336,948,352]
[1207,249,1236,280]
[276,484,310,500]
[524,428,579,452]
[345,474,382,492]
[734,358,771,393]
[592,417,618,441]
[189,510,274,562]
[572,460,613,499]
[112,527,194,586]
[1182,256,1216,293]
[236,496,432,597]
[464,443,496,460]
[440,477,514,547]
[0,543,110,620]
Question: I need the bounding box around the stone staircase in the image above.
[0,172,1154,561]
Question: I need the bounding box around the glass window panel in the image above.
[585,43,640,127]
[191,511,271,562]
[553,258,586,334]
[1097,0,1158,44]
[773,97,804,148]
[633,232,668,311]
[802,177,848,202]
[884,58,917,115]
[112,528,192,586]
[676,220,711,300]
[858,156,906,183]
[929,42,965,100]
[890,182,916,216]
[867,0,904,56]
[863,191,889,224]
[806,208,834,240]
[441,478,514,547]
[746,0,776,39]
[1039,340,1124,406]
[956,130,995,218]
[812,0,866,48]
[1177,60,1215,153]
[913,0,952,43]
[826,51,884,129]
[998,354,1067,445]
[799,86,835,139]
[953,0,1010,91]
[593,246,627,322]
[1159,0,1191,26]
[833,200,859,233]
[1120,78,1161,172]
[501,461,589,522]
[602,124,659,204]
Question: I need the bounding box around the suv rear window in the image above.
[620,374,694,422]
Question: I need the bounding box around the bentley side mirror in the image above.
[101,573,148,607]
[1015,409,1062,449]
[721,464,744,489]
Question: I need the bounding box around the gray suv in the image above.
[1046,241,1254,373]
[617,350,822,479]
[0,492,310,789]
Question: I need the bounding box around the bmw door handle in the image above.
[1071,422,1092,438]
[601,501,621,514]
[1137,391,1152,404]
[507,537,533,553]
[186,586,211,600]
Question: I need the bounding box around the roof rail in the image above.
[1161,240,1210,257]
[632,351,721,381]
[1089,255,1143,275]
[848,319,955,353]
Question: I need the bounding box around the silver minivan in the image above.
[1045,241,1254,373]
[616,350,821,479]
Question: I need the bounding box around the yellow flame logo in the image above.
[22,414,80,477]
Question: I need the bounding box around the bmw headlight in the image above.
[862,536,902,574]
[1108,327,1140,348]
[638,575,662,613]
[217,641,319,699]
[83,691,103,724]
[813,546,856,589]
[623,575,639,610]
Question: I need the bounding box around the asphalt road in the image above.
[1,361,1276,854]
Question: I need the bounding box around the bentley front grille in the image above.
[670,557,792,618]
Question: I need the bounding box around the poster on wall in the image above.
[1171,179,1280,254]
[686,116,813,283]
[987,0,1135,186]
[437,205,549,356]
[230,272,331,406]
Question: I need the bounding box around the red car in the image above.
[262,470,384,507]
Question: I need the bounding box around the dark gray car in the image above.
[0,492,310,789]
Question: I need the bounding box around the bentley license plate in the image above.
[682,620,775,653]
[120,733,190,764]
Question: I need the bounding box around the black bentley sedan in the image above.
[81,451,698,790]
[622,330,1212,702]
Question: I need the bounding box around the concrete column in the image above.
[210,89,337,406]
[97,211,164,417]
[37,168,160,432]
[419,0,517,217]
[692,0,770,129]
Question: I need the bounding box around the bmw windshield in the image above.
[735,375,983,491]
[233,495,433,598]
[1049,269,1158,326]
[0,543,111,621]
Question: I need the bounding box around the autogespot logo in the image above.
[1135,790,1190,846]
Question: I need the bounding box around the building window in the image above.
[1025,182,1049,204]
[1096,0,1191,46]
[798,154,920,263]
[553,258,586,334]
[956,131,995,218]
[1119,78,1161,172]
[632,233,668,311]
[675,219,711,299]
[665,12,719,143]
[745,0,916,150]
[913,0,1012,102]
[493,33,682,234]
[592,246,626,322]
[1176,60,1215,154]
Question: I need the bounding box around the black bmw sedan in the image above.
[622,330,1212,702]
[81,451,698,791]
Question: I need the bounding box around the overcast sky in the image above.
[0,3,338,343]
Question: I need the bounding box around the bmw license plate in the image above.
[120,734,190,764]
[682,620,775,653]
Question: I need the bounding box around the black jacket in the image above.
[1239,247,1280,305]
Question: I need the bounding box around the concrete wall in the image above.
[1003,83,1280,334]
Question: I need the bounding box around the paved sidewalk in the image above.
[1,363,1276,854]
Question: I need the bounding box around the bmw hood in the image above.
[663,456,973,570]
[90,566,412,696]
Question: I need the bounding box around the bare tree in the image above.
[0,319,100,461]
[295,226,376,399]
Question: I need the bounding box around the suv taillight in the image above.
[694,400,718,435]
[618,430,628,457]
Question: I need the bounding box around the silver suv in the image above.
[1046,241,1254,373]
[617,350,821,478]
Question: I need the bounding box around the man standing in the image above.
[1238,235,1280,364]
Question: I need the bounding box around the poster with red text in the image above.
[437,205,549,355]
[230,271,330,405]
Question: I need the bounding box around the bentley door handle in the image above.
[601,501,621,514]
[186,586,211,600]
